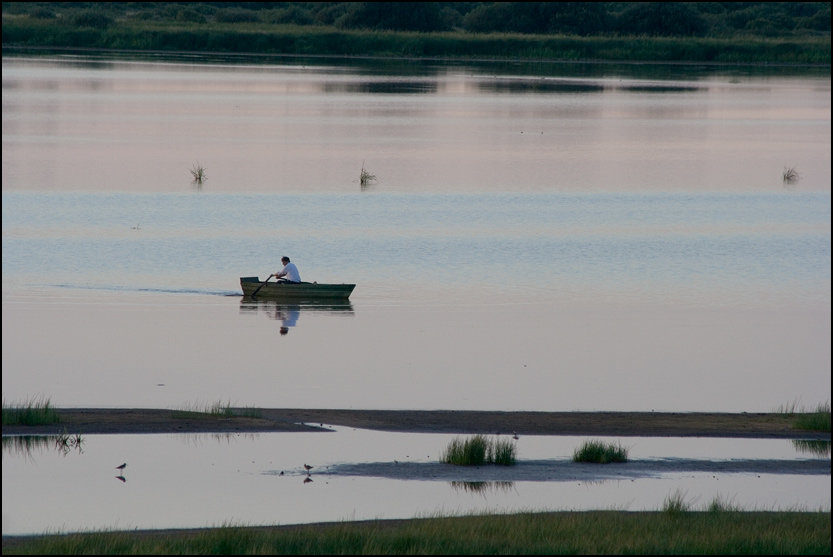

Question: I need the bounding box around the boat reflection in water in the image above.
[239,297,354,335]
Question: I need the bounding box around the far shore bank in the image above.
[3,408,829,439]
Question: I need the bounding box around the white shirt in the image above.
[280,262,301,282]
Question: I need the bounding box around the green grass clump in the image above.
[189,161,206,184]
[2,396,60,426]
[2,511,829,554]
[572,439,628,463]
[359,161,376,187]
[776,401,831,432]
[706,494,743,514]
[663,489,693,514]
[440,435,516,466]
[793,402,831,432]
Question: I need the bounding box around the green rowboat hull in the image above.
[240,277,355,300]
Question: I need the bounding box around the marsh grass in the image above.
[782,165,800,184]
[2,396,60,426]
[706,494,743,513]
[572,440,629,463]
[440,435,516,466]
[189,161,206,184]
[662,489,693,514]
[359,161,376,187]
[666,491,745,514]
[171,400,262,419]
[3,511,828,555]
[776,401,830,432]
[794,402,831,432]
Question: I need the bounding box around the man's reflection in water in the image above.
[274,305,300,336]
[239,298,354,336]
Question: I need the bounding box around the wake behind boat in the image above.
[240,276,355,300]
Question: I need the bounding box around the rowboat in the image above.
[240,276,355,300]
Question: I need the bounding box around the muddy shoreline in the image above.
[3,408,829,439]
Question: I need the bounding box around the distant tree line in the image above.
[3,2,830,39]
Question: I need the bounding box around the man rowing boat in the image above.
[271,256,301,283]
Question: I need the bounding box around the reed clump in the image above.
[662,489,694,514]
[666,491,743,514]
[782,165,800,184]
[706,494,743,514]
[440,434,516,466]
[2,396,60,426]
[190,161,206,184]
[793,402,831,432]
[572,439,629,463]
[777,401,830,433]
[359,161,376,187]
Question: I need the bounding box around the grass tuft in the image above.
[190,161,206,184]
[2,395,60,426]
[706,494,742,513]
[776,400,830,432]
[782,165,800,184]
[572,439,628,463]
[663,489,694,514]
[793,402,831,432]
[440,435,516,466]
[359,161,376,187]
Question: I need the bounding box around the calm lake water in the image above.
[3,54,830,412]
[2,53,830,533]
[2,429,829,536]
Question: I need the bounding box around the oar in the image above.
[250,274,272,298]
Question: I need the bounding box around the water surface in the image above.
[2,429,829,536]
[2,55,830,532]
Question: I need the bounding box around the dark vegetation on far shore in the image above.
[1,2,830,65]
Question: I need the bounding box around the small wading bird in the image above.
[116,463,127,472]
[303,464,313,474]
